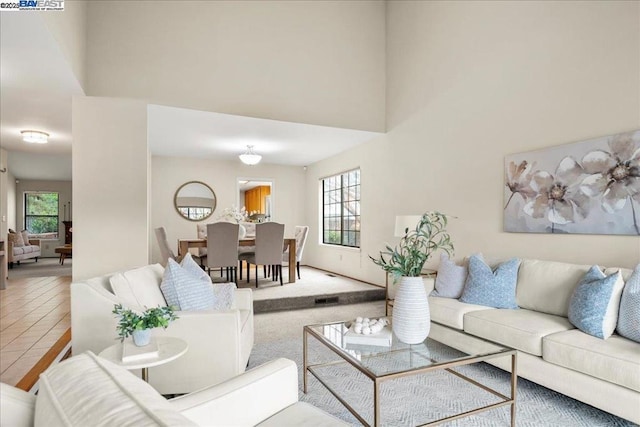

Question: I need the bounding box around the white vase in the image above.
[392,276,431,344]
[132,329,151,347]
[238,224,247,239]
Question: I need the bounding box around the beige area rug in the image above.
[7,258,71,280]
[233,266,383,300]
[254,300,386,344]
[251,302,635,426]
[233,266,385,312]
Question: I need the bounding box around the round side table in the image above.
[98,336,188,382]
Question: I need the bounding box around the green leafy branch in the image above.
[370,211,454,281]
[112,304,178,342]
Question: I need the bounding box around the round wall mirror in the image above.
[174,181,217,221]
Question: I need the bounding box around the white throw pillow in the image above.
[110,264,166,309]
[12,231,25,247]
[212,282,236,310]
[430,253,467,299]
[20,230,30,246]
[161,258,215,311]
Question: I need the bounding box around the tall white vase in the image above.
[392,276,431,344]
[238,224,247,239]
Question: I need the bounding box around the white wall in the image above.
[151,156,305,264]
[72,97,149,280]
[15,180,72,257]
[305,1,640,286]
[86,0,386,132]
[0,149,7,239]
[40,0,88,91]
[6,170,15,232]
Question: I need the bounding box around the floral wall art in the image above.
[504,130,640,236]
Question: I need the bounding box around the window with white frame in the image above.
[321,169,360,248]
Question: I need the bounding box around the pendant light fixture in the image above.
[239,145,262,165]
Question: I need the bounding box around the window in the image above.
[322,169,360,248]
[177,206,212,221]
[25,192,59,238]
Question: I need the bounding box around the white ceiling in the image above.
[0,13,382,181]
[0,13,84,154]
[0,13,83,179]
[148,105,382,166]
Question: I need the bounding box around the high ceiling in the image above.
[0,10,381,181]
[148,105,381,166]
[0,13,82,180]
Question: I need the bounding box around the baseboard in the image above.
[16,329,71,392]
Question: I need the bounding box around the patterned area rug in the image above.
[248,338,636,426]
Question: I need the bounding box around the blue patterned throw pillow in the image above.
[160,258,215,311]
[459,255,520,309]
[568,266,624,339]
[617,265,640,343]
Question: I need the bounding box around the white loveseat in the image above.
[0,353,348,426]
[71,264,254,395]
[422,258,639,424]
[7,237,41,268]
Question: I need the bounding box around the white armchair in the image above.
[0,354,348,427]
[71,264,254,395]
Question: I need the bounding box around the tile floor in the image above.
[0,275,71,386]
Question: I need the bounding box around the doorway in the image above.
[237,178,274,221]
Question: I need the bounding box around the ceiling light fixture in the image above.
[21,130,49,144]
[239,145,262,165]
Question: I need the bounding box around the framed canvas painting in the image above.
[504,130,640,235]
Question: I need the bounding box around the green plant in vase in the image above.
[112,304,178,346]
[370,211,454,344]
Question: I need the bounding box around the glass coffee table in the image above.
[303,321,517,427]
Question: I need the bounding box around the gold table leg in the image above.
[374,378,381,427]
[303,328,308,393]
[142,367,148,382]
[511,353,517,426]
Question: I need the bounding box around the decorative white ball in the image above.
[353,317,391,335]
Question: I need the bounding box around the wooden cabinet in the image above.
[244,186,271,214]
[0,240,6,290]
[63,221,72,244]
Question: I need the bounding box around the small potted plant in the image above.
[370,211,454,344]
[112,304,178,347]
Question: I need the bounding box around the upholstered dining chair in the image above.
[283,225,309,279]
[239,222,285,287]
[154,227,178,267]
[206,222,240,283]
[195,223,209,267]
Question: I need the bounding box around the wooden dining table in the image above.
[178,238,297,283]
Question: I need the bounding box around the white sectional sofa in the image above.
[71,264,254,395]
[424,259,639,424]
[0,353,348,427]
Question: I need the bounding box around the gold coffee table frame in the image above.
[303,322,517,427]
